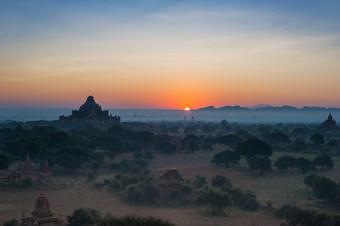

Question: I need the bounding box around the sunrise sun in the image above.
[184,107,191,111]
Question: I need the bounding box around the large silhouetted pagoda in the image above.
[59,96,120,128]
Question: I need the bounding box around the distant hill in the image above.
[194,105,340,112]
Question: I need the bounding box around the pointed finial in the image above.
[40,186,46,197]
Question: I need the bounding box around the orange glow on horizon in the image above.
[184,107,190,111]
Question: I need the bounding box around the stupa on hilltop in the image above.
[20,188,66,225]
[59,96,120,127]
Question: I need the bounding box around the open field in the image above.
[1,150,340,225]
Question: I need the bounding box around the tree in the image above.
[67,208,101,226]
[283,205,305,226]
[2,219,18,226]
[211,175,232,191]
[262,131,290,144]
[55,147,90,173]
[211,150,240,167]
[304,175,317,189]
[105,151,116,163]
[98,215,176,226]
[310,133,324,147]
[0,151,11,170]
[193,175,207,188]
[236,138,272,160]
[217,134,241,146]
[196,188,232,215]
[91,161,100,174]
[296,158,315,173]
[247,155,271,173]
[311,176,338,202]
[313,155,334,170]
[274,156,296,173]
[293,138,306,152]
[312,211,336,226]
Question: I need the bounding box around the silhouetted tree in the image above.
[310,133,324,147]
[196,188,232,215]
[313,155,334,170]
[67,208,101,226]
[283,205,305,226]
[292,138,306,152]
[311,176,338,202]
[274,156,296,173]
[211,150,240,167]
[217,134,241,146]
[2,219,18,226]
[211,175,232,191]
[236,138,272,160]
[247,155,271,173]
[55,147,90,173]
[326,139,339,148]
[98,215,176,226]
[296,158,315,173]
[0,151,11,170]
[193,175,207,188]
[304,175,317,189]
[262,131,290,144]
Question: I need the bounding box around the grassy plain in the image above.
[1,149,339,225]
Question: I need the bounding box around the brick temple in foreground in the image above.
[20,188,66,226]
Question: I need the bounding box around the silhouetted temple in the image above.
[9,153,39,182]
[321,113,339,131]
[59,96,120,127]
[20,188,66,226]
[8,154,52,183]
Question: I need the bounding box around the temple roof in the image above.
[79,96,102,111]
[32,187,53,218]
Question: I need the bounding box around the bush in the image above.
[68,208,101,226]
[3,219,18,226]
[195,188,232,215]
[124,183,160,205]
[230,188,257,208]
[87,173,94,181]
[211,175,232,191]
[193,175,207,188]
[242,197,259,211]
[98,215,176,226]
[304,175,317,189]
[15,178,33,188]
[110,179,121,192]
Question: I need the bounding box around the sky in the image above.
[1,0,340,109]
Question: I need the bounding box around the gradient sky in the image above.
[1,0,340,109]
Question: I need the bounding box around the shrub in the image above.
[193,175,207,188]
[110,179,121,192]
[242,197,259,211]
[211,175,232,191]
[3,219,18,226]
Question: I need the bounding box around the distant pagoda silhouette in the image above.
[320,113,339,131]
[20,187,66,225]
[9,153,39,182]
[59,96,120,127]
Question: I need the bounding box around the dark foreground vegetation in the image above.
[1,118,340,225]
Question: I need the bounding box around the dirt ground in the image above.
[1,150,337,225]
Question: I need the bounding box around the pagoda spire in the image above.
[40,186,46,197]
